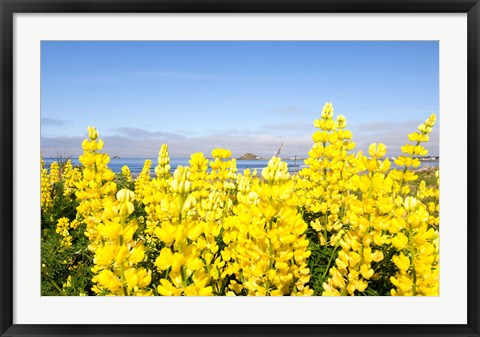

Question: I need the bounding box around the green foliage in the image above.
[41,224,93,296]
[306,227,338,295]
[41,171,92,296]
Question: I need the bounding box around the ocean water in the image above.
[43,158,306,175]
[43,157,439,176]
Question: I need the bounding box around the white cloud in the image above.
[353,120,439,156]
[260,121,313,136]
[109,127,184,140]
[42,118,439,159]
[41,129,313,159]
[41,117,70,127]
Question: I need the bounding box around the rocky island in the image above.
[238,153,261,160]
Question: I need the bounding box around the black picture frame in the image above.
[1,1,479,336]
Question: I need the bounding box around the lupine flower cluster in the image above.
[41,103,439,296]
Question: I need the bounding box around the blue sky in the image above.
[41,41,439,158]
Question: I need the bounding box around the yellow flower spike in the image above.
[170,166,193,195]
[121,165,132,182]
[155,144,171,178]
[49,161,60,183]
[40,168,53,208]
[55,217,73,248]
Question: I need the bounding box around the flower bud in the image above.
[337,114,347,128]
[321,102,334,119]
[88,126,99,140]
[404,196,418,212]
[117,189,134,203]
[425,114,436,127]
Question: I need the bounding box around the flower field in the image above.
[41,103,439,296]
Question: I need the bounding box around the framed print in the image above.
[1,1,479,336]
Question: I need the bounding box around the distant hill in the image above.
[238,153,261,160]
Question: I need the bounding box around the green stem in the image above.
[42,271,66,295]
[265,219,274,295]
[322,244,340,280]
[118,234,129,296]
[120,263,128,296]
[322,141,327,176]
[408,223,417,296]
[178,195,185,223]
[323,212,328,243]
[398,140,421,193]
[181,265,188,288]
[217,266,227,295]
[165,266,171,281]
[368,172,374,198]
[265,239,273,296]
